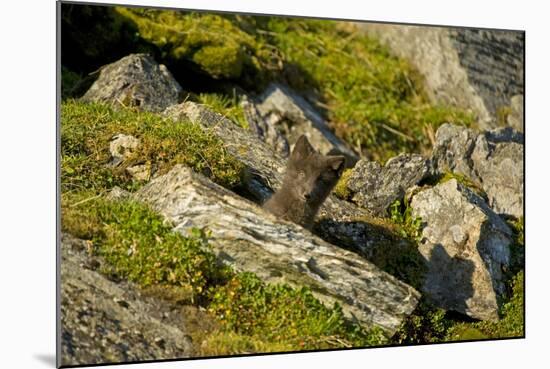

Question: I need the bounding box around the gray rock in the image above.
[108,133,151,181]
[82,54,182,112]
[410,179,512,320]
[507,94,524,132]
[134,165,420,335]
[472,131,524,218]
[347,154,430,216]
[254,83,358,164]
[109,133,140,167]
[60,234,193,366]
[241,95,290,157]
[126,164,151,181]
[105,186,132,201]
[362,25,523,130]
[431,123,479,178]
[432,123,524,218]
[163,102,393,257]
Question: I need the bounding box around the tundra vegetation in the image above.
[61,3,524,357]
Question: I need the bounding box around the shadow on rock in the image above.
[313,218,428,290]
[422,244,475,315]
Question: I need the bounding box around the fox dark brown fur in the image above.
[263,135,346,229]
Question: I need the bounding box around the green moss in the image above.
[199,330,294,356]
[437,171,487,199]
[61,100,244,192]
[332,168,353,200]
[446,271,524,340]
[257,19,475,161]
[114,8,264,81]
[194,92,248,128]
[207,272,387,352]
[64,6,476,160]
[62,194,231,299]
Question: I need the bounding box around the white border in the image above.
[1,0,548,368]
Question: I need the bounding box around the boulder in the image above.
[432,123,524,218]
[60,234,193,366]
[134,165,420,335]
[163,101,388,257]
[362,25,524,130]
[346,154,430,216]
[252,83,358,164]
[241,95,290,157]
[81,54,182,112]
[410,179,512,320]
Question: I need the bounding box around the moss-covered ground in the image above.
[62,4,475,162]
[61,100,244,193]
[61,193,387,355]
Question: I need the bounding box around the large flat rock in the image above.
[135,165,420,335]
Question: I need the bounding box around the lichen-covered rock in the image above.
[60,234,193,366]
[109,133,140,167]
[362,25,523,130]
[410,179,512,320]
[431,123,479,178]
[432,123,524,218]
[135,165,420,335]
[253,83,358,164]
[241,95,290,157]
[105,186,132,201]
[81,54,182,112]
[108,133,151,181]
[471,130,524,218]
[163,101,391,258]
[346,154,430,216]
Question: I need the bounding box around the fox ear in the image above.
[291,135,315,160]
[327,156,346,174]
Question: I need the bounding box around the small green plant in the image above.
[389,199,423,242]
[392,301,451,344]
[207,272,387,352]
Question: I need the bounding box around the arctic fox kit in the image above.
[263,135,346,229]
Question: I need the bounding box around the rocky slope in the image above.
[60,46,524,364]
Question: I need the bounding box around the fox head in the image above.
[284,135,346,208]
